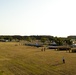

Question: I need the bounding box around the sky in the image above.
[0,0,76,37]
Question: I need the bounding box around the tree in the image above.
[64,38,72,45]
[4,36,13,41]
[49,36,54,43]
[41,37,48,44]
[25,36,31,42]
[54,37,63,46]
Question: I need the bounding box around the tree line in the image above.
[0,35,74,46]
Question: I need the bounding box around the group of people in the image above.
[41,47,46,51]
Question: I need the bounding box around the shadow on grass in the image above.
[0,71,4,75]
[51,62,65,66]
[33,51,45,53]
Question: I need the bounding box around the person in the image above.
[41,47,43,51]
[62,57,65,63]
[44,47,46,51]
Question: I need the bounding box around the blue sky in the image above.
[0,0,76,37]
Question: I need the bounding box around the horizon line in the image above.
[0,34,76,37]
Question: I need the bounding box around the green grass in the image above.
[0,42,76,75]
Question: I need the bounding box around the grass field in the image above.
[0,42,76,75]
